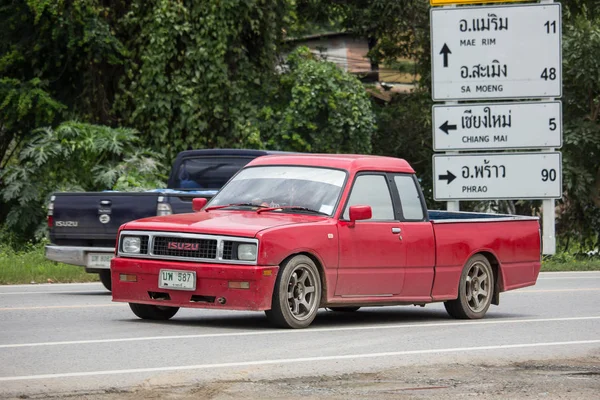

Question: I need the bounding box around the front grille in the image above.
[140,237,149,254]
[152,236,217,259]
[222,241,234,260]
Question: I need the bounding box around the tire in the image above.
[444,254,494,319]
[99,270,112,291]
[265,255,322,329]
[328,307,361,312]
[129,303,179,320]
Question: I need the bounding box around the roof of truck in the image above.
[246,153,415,174]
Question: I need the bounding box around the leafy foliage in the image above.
[0,0,129,166]
[265,47,375,153]
[557,10,600,249]
[115,0,294,161]
[0,121,164,241]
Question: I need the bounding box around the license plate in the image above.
[87,253,113,268]
[159,269,196,291]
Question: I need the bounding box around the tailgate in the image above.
[50,192,160,246]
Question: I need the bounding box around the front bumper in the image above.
[111,257,279,311]
[45,245,115,271]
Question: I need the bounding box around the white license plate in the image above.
[87,253,113,268]
[159,269,196,291]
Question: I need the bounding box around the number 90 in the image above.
[541,169,557,182]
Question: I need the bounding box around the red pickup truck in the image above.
[111,154,541,328]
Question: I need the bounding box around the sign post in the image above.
[429,0,562,254]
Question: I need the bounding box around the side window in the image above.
[343,174,394,221]
[393,175,425,220]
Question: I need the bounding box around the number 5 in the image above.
[549,118,557,131]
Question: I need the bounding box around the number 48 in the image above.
[541,68,557,81]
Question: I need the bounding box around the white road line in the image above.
[0,282,101,289]
[539,271,600,275]
[1,316,598,349]
[514,288,600,293]
[1,339,598,382]
[538,277,600,280]
[0,304,124,311]
[0,290,108,295]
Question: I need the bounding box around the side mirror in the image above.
[192,197,208,212]
[349,205,372,221]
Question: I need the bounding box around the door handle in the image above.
[391,227,401,234]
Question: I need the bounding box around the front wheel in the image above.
[129,303,179,320]
[98,270,112,291]
[265,255,322,329]
[444,254,494,319]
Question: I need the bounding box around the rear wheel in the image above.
[328,307,361,312]
[265,255,322,329]
[129,303,179,320]
[444,254,494,319]
[98,270,112,291]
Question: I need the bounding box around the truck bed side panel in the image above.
[430,220,541,300]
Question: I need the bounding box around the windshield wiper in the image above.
[256,206,329,216]
[204,203,269,212]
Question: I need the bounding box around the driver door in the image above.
[335,173,406,297]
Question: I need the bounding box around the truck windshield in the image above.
[173,157,254,190]
[208,166,346,216]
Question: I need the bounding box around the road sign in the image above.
[432,101,562,151]
[431,0,528,5]
[433,152,562,201]
[431,3,562,101]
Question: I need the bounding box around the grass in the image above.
[0,244,598,285]
[0,244,99,285]
[541,256,600,272]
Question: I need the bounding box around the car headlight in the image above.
[122,236,142,254]
[237,243,257,261]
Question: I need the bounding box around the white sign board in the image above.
[433,101,562,151]
[431,3,562,101]
[433,152,562,200]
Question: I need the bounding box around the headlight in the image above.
[237,243,257,261]
[122,236,142,253]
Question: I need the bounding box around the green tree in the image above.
[115,0,294,161]
[558,9,600,249]
[264,47,376,153]
[0,121,164,241]
[0,0,128,167]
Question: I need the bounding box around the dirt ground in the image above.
[13,356,600,400]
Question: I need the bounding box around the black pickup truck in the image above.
[45,149,283,290]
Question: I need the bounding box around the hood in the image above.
[122,210,328,238]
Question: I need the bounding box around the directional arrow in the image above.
[439,121,457,135]
[440,43,451,67]
[438,170,456,184]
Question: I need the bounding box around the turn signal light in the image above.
[119,274,137,282]
[228,281,250,289]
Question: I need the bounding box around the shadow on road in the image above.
[116,306,530,331]
[50,290,111,296]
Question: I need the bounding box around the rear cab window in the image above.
[392,175,426,221]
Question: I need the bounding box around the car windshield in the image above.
[208,166,346,216]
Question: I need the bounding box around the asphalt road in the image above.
[0,271,599,398]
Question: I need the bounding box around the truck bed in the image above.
[428,210,539,223]
[427,210,541,302]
